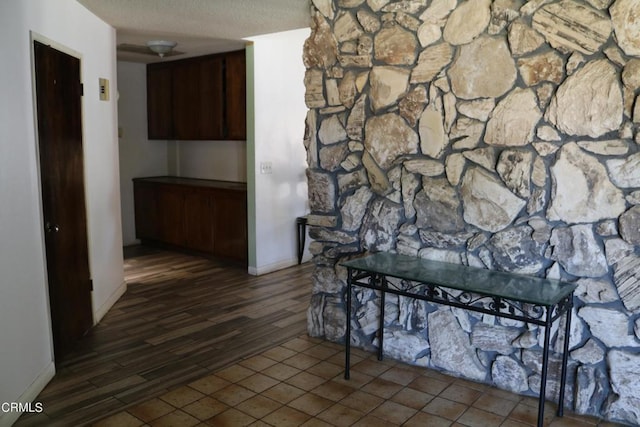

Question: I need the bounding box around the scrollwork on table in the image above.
[350,272,556,324]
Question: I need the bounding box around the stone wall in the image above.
[302,0,640,424]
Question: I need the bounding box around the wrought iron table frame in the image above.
[341,253,576,427]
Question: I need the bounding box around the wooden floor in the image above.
[16,247,314,426]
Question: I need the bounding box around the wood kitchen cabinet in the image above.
[224,49,247,140]
[147,49,245,141]
[133,177,247,263]
[146,65,172,140]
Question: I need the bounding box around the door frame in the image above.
[30,31,95,360]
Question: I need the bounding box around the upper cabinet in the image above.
[224,50,247,141]
[147,49,246,141]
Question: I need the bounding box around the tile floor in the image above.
[92,335,621,427]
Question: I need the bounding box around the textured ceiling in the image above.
[77,0,311,62]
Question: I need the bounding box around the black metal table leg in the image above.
[538,307,553,427]
[378,275,385,361]
[296,216,307,265]
[345,268,352,380]
[557,304,573,417]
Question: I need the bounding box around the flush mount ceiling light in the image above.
[146,40,177,58]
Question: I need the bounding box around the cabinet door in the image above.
[225,50,246,140]
[172,61,201,140]
[133,181,159,239]
[213,190,247,262]
[157,186,185,247]
[199,56,225,140]
[184,190,215,253]
[147,66,173,139]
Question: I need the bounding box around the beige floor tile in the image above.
[440,383,483,405]
[282,337,318,352]
[332,369,374,389]
[499,419,531,427]
[238,373,280,393]
[457,406,505,427]
[562,411,600,425]
[485,386,524,402]
[283,353,323,370]
[453,377,489,392]
[303,343,341,360]
[214,364,255,383]
[370,400,418,425]
[239,355,278,372]
[409,375,451,395]
[404,411,453,427]
[379,366,421,386]
[181,396,228,421]
[311,379,355,402]
[204,408,256,426]
[472,392,519,417]
[300,417,335,426]
[93,411,145,427]
[316,402,365,427]
[305,360,344,380]
[127,398,175,423]
[288,392,335,416]
[150,409,200,427]
[360,377,404,399]
[262,383,306,404]
[261,345,298,362]
[261,362,302,381]
[391,386,434,410]
[188,374,232,395]
[159,386,205,408]
[509,401,555,426]
[351,358,392,377]
[262,405,311,427]
[423,396,468,421]
[339,389,385,414]
[327,351,363,366]
[350,414,392,427]
[211,384,256,407]
[234,395,281,419]
[286,371,327,391]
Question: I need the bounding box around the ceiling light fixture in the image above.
[146,40,177,58]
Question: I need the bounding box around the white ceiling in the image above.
[77,0,311,62]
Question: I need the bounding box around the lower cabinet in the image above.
[133,177,247,263]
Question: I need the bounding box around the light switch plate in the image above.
[260,161,273,174]
[99,78,109,101]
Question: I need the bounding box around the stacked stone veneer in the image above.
[303,0,640,424]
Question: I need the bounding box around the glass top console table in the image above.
[341,252,577,427]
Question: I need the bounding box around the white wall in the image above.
[117,62,169,246]
[247,29,311,275]
[173,140,247,182]
[0,1,123,424]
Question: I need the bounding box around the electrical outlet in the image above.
[260,161,273,174]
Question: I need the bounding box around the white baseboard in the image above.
[248,257,299,276]
[0,361,55,427]
[94,281,127,323]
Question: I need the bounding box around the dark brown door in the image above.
[34,41,93,362]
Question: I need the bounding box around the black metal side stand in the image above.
[341,253,576,427]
